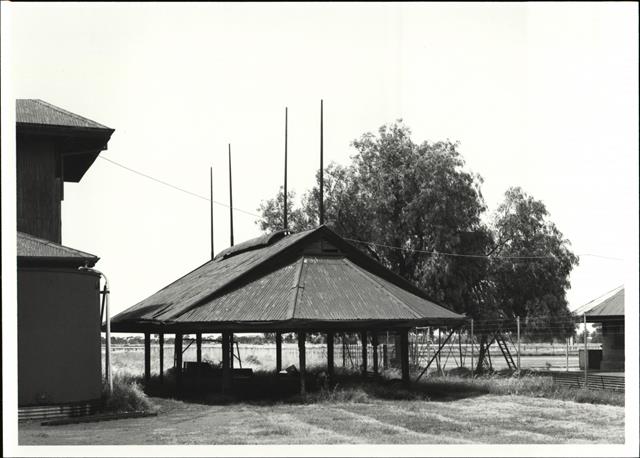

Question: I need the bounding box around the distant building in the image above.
[573,286,625,372]
[16,99,114,418]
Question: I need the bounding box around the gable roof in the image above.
[16,99,112,130]
[17,231,98,267]
[111,226,465,332]
[573,286,624,320]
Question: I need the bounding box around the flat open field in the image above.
[105,343,582,377]
[19,393,624,445]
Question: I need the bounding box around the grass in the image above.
[418,370,624,406]
[20,391,625,445]
[100,374,157,414]
[136,365,623,408]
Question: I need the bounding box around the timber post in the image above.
[583,314,588,387]
[298,331,306,395]
[144,332,151,383]
[360,330,368,375]
[159,333,164,384]
[196,332,202,363]
[470,319,474,376]
[275,332,282,373]
[175,333,183,387]
[372,333,379,375]
[222,332,231,393]
[342,335,346,367]
[327,331,335,380]
[400,329,410,386]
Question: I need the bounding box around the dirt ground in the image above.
[19,393,624,445]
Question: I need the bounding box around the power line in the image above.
[344,237,623,261]
[99,156,261,218]
[98,156,623,262]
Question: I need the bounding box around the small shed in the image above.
[111,225,466,392]
[573,286,625,371]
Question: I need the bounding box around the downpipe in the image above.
[79,266,113,395]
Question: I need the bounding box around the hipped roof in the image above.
[573,286,624,322]
[16,99,115,182]
[16,99,112,130]
[17,231,98,267]
[112,226,465,333]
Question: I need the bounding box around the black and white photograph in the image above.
[1,2,638,457]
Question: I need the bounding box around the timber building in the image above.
[16,99,114,418]
[111,225,466,392]
[574,286,625,371]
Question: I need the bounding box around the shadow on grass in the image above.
[140,366,495,406]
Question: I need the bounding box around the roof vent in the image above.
[214,230,288,261]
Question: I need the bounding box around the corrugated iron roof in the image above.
[112,228,315,323]
[16,99,112,130]
[573,286,624,318]
[111,226,465,331]
[17,231,98,266]
[214,230,288,261]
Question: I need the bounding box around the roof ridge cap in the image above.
[573,285,625,314]
[288,257,306,320]
[166,228,321,321]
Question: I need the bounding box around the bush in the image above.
[101,375,157,413]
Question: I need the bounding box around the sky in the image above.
[2,3,638,318]
[2,3,638,457]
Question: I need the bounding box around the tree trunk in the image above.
[475,335,489,374]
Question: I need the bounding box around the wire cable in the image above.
[98,156,624,262]
[345,237,623,261]
[99,156,262,218]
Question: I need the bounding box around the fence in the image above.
[104,317,621,381]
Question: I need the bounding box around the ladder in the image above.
[495,332,517,370]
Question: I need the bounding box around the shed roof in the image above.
[16,99,112,130]
[573,286,624,321]
[17,231,98,267]
[112,226,465,332]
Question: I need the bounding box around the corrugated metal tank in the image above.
[18,268,101,406]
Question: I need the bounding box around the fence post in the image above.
[470,319,474,375]
[516,316,521,372]
[565,337,569,372]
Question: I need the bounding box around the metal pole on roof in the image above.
[284,107,288,231]
[319,99,324,226]
[228,144,234,247]
[210,166,214,260]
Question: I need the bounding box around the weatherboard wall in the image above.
[16,135,62,243]
[18,268,101,406]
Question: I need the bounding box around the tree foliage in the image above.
[257,121,579,368]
